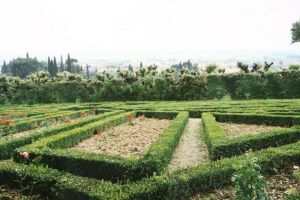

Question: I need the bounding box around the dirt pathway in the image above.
[168,118,209,172]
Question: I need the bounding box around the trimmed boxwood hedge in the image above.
[214,112,300,126]
[3,139,300,199]
[0,110,124,159]
[0,110,95,136]
[14,111,189,182]
[202,113,300,160]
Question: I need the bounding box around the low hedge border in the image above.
[0,110,95,136]
[14,111,189,182]
[126,140,300,199]
[202,113,300,160]
[294,170,300,180]
[136,111,178,119]
[3,138,300,199]
[214,112,300,126]
[0,160,124,200]
[0,110,124,160]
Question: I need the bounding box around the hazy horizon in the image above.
[0,0,300,62]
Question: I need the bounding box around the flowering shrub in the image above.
[127,115,134,119]
[19,151,29,161]
[0,119,16,126]
[126,115,134,125]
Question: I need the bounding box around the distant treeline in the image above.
[1,62,300,104]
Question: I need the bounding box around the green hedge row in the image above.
[126,140,300,199]
[0,161,123,200]
[202,113,300,160]
[3,138,300,199]
[202,113,228,158]
[0,110,95,136]
[136,111,178,119]
[214,112,300,126]
[14,112,189,182]
[0,110,124,159]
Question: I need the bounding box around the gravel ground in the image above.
[168,118,209,172]
[219,122,282,139]
[70,117,171,158]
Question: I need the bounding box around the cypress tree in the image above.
[60,56,64,72]
[128,64,133,72]
[86,64,90,80]
[66,54,72,72]
[1,61,8,75]
[47,57,52,75]
[53,57,58,76]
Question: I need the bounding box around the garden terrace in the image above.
[2,139,300,199]
[0,99,300,199]
[202,113,300,160]
[0,110,124,159]
[14,111,188,182]
[70,116,171,158]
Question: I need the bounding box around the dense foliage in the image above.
[1,66,300,104]
[291,20,300,43]
[232,156,270,200]
[1,101,300,199]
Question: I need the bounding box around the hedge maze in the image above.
[1,99,300,199]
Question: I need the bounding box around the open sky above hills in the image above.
[0,0,300,61]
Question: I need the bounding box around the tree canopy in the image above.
[291,20,300,43]
[9,57,44,78]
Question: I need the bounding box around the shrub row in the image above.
[3,139,300,199]
[214,112,300,126]
[14,112,189,182]
[0,110,96,136]
[0,110,124,159]
[0,160,124,200]
[136,111,178,119]
[126,140,300,199]
[202,113,300,160]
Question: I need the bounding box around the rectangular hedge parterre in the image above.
[3,138,300,199]
[14,111,189,182]
[202,113,300,160]
[0,109,97,136]
[0,110,125,159]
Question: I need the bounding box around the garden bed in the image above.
[0,114,94,142]
[70,116,171,158]
[219,122,282,139]
[0,185,44,200]
[191,170,300,200]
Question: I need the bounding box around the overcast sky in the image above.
[0,0,300,59]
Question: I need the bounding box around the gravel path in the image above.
[168,118,209,172]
